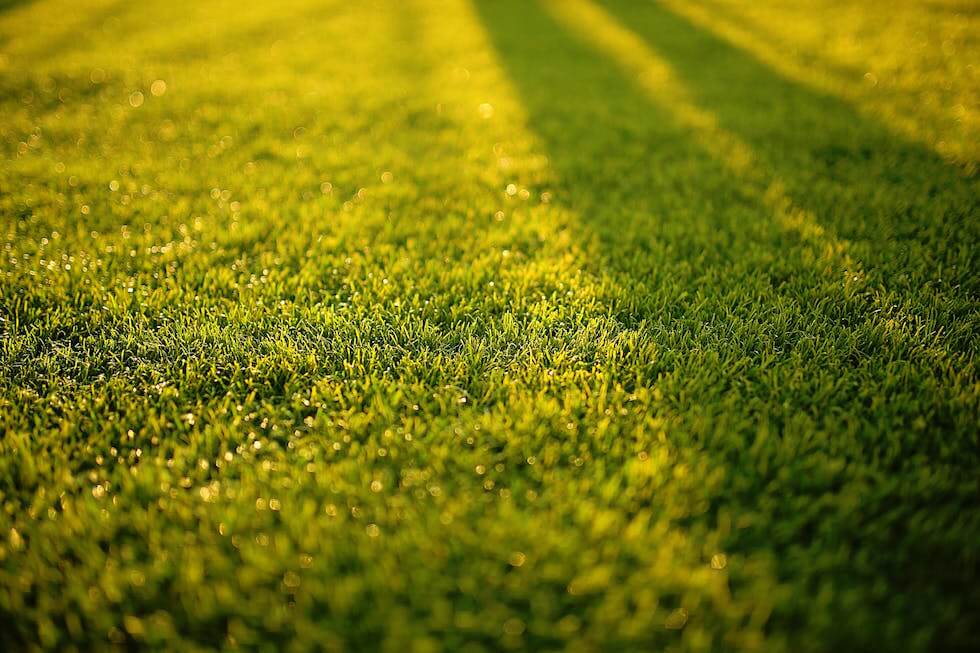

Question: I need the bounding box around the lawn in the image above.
[1,0,978,651]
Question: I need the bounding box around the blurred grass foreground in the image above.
[1,0,978,651]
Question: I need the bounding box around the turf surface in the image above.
[1,0,978,651]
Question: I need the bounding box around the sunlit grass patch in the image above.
[1,0,978,650]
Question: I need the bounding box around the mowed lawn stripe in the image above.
[1,0,978,651]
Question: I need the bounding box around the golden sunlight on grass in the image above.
[661,0,979,171]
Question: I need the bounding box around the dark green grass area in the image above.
[476,0,979,649]
[1,0,978,651]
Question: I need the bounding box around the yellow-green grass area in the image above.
[1,0,978,650]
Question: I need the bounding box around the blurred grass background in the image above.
[1,0,978,651]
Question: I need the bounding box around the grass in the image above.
[1,0,978,650]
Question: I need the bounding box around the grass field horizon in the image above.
[2,1,978,651]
